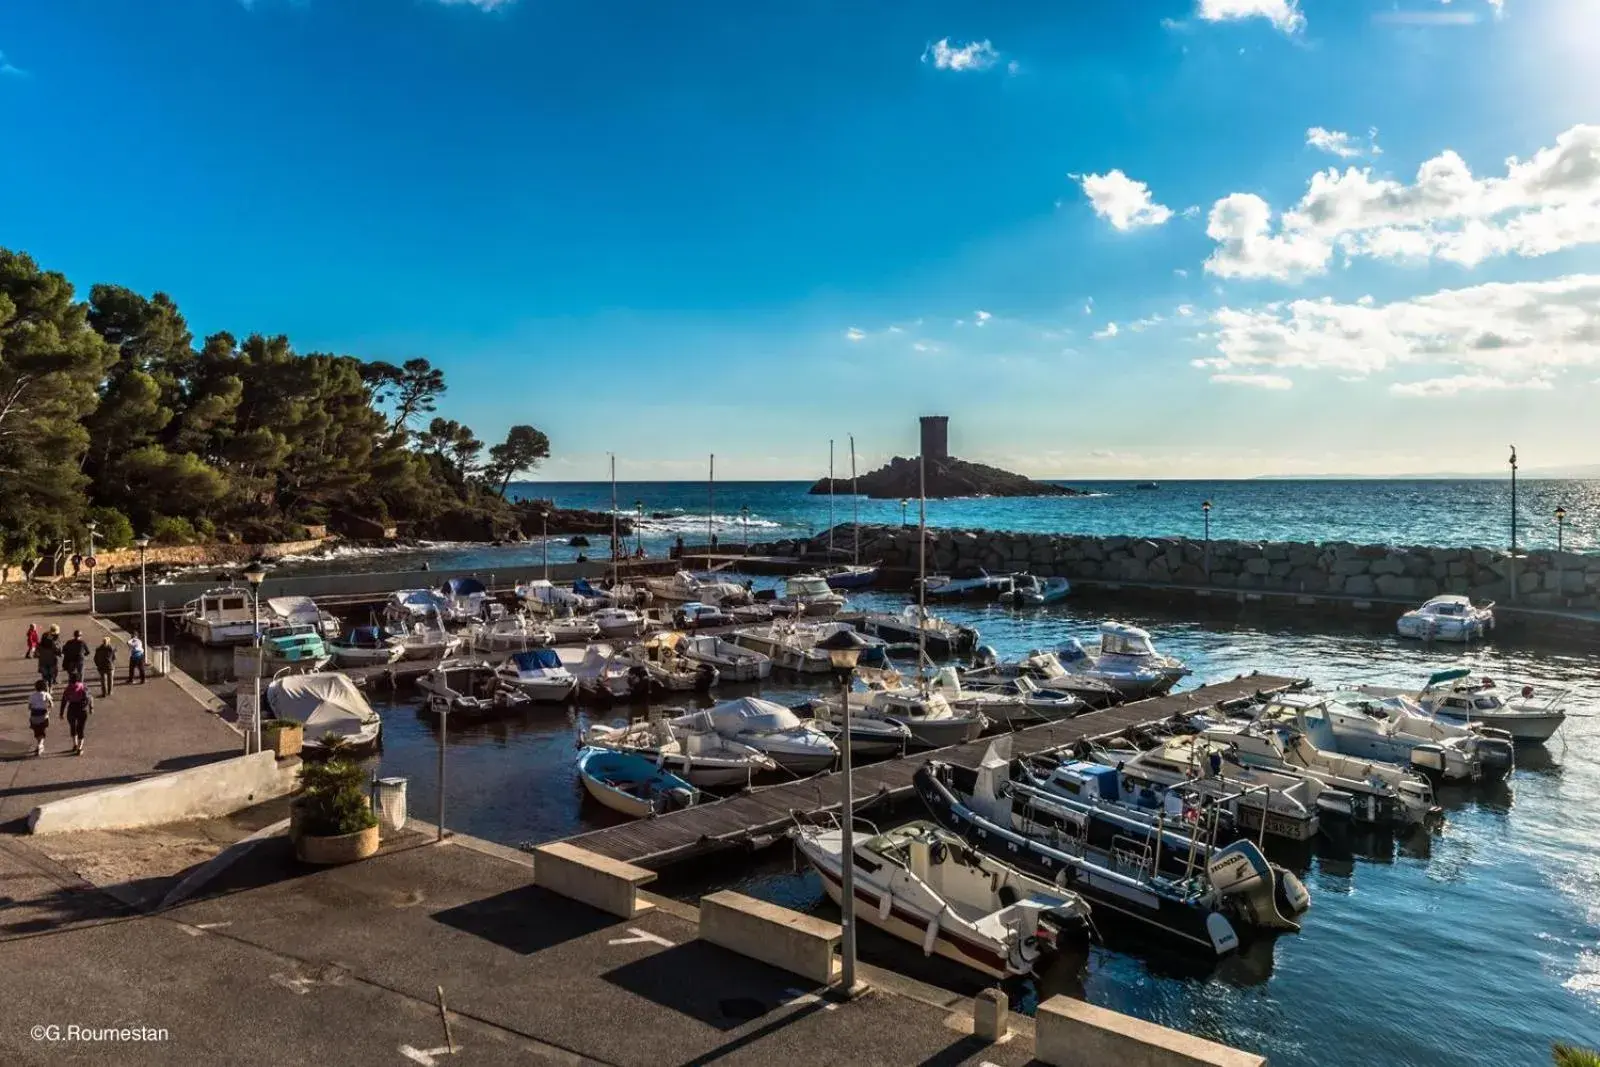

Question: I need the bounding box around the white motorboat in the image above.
[616,638,718,693]
[789,817,1093,979]
[774,574,847,617]
[919,572,1012,600]
[562,644,639,702]
[592,607,647,639]
[673,632,772,681]
[264,671,382,757]
[1270,691,1514,782]
[998,575,1071,606]
[1049,622,1188,699]
[417,660,535,717]
[545,615,602,643]
[582,716,777,788]
[963,650,1123,709]
[459,614,553,653]
[1396,595,1494,642]
[928,667,1083,730]
[812,687,987,750]
[857,606,980,659]
[809,713,913,758]
[265,595,341,639]
[327,625,406,667]
[729,622,833,674]
[494,647,579,703]
[688,697,838,775]
[644,570,750,606]
[438,577,502,622]
[1355,668,1568,743]
[385,588,453,626]
[394,620,463,662]
[183,587,257,646]
[515,579,592,613]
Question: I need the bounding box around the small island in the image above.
[808,416,1084,500]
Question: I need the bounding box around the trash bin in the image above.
[373,776,408,833]
[148,644,171,677]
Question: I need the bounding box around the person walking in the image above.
[70,553,83,578]
[93,637,117,698]
[61,629,90,684]
[127,634,147,685]
[27,680,51,757]
[36,625,61,692]
[24,623,39,659]
[59,679,93,756]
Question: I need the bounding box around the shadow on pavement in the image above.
[602,940,809,1031]
[431,883,619,954]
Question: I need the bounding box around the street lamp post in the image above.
[86,520,99,614]
[1509,446,1519,600]
[1556,506,1567,553]
[243,560,268,753]
[634,500,644,557]
[899,498,909,528]
[134,535,151,646]
[818,627,872,1000]
[1201,500,1213,580]
[539,505,550,580]
[740,506,750,555]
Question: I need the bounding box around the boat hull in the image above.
[1441,710,1565,743]
[899,717,987,750]
[330,646,404,667]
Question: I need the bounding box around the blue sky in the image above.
[3,0,1598,479]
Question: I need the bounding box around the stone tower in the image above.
[919,415,949,462]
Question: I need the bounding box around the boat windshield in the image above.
[1101,627,1156,657]
[511,649,563,671]
[1430,602,1466,616]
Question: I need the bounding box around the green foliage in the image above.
[149,515,197,545]
[85,506,134,551]
[295,756,378,837]
[483,424,551,497]
[1554,1044,1600,1067]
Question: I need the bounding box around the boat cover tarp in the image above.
[266,672,378,738]
[574,578,607,599]
[1427,667,1473,687]
[707,696,802,735]
[341,625,391,648]
[441,577,486,597]
[266,596,322,625]
[510,648,563,672]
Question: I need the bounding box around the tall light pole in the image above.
[740,506,750,555]
[1509,445,1519,601]
[539,504,550,580]
[1556,506,1567,553]
[899,498,909,528]
[1201,500,1213,580]
[85,520,99,614]
[819,627,871,999]
[243,560,268,753]
[634,500,644,557]
[134,535,151,644]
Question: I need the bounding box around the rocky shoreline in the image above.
[808,455,1081,500]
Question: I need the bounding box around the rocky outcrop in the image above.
[809,456,1082,500]
[511,500,635,537]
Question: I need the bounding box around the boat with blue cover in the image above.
[576,746,698,819]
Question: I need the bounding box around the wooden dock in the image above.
[557,672,1301,868]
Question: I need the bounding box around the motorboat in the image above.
[562,644,645,703]
[963,650,1123,709]
[576,746,697,819]
[1355,668,1567,743]
[1191,717,1439,829]
[729,622,837,674]
[856,606,980,660]
[999,575,1071,607]
[417,660,535,717]
[459,614,553,653]
[182,587,257,646]
[644,571,750,606]
[438,577,502,622]
[592,606,647,639]
[774,574,847,617]
[582,716,777,788]
[573,577,651,609]
[260,625,333,672]
[492,647,579,702]
[545,615,602,643]
[1396,595,1494,642]
[327,625,405,667]
[515,579,592,613]
[673,632,772,682]
[264,671,382,757]
[919,572,1012,601]
[928,667,1084,730]
[1266,691,1514,783]
[812,686,987,750]
[822,563,879,590]
[806,712,912,758]
[393,620,462,662]
[918,752,1301,953]
[789,816,1093,979]
[384,588,453,626]
[264,595,341,639]
[616,637,718,693]
[671,602,733,630]
[1045,623,1189,699]
[688,697,838,775]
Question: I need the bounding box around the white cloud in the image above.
[1130,313,1166,332]
[1306,126,1363,159]
[1389,374,1551,397]
[1092,322,1120,340]
[435,0,518,9]
[1075,170,1174,231]
[974,310,992,326]
[1177,304,1196,317]
[923,39,999,72]
[1083,298,1094,314]
[845,327,866,342]
[1196,0,1305,34]
[1206,124,1600,279]
[0,50,25,77]
[1487,0,1505,16]
[1211,373,1294,389]
[1007,60,1020,76]
[1174,268,1189,278]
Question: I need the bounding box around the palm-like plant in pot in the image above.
[291,757,380,864]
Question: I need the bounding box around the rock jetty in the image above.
[809,456,1082,500]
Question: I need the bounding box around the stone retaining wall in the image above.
[845,525,1600,609]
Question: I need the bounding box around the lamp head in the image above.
[1556,506,1567,521]
[242,560,268,589]
[134,535,151,550]
[817,627,871,675]
[1202,500,1212,513]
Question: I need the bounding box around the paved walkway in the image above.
[0,608,242,827]
[0,830,1038,1065]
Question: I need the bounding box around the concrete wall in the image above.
[838,525,1600,609]
[28,752,295,834]
[1036,996,1265,1067]
[532,842,656,918]
[699,890,840,985]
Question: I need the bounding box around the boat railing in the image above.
[789,807,883,840]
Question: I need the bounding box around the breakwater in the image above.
[842,525,1600,609]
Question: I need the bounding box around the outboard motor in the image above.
[972,645,998,669]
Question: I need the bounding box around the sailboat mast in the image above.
[707,453,715,570]
[828,439,835,558]
[850,434,858,567]
[918,451,927,695]
[610,453,619,586]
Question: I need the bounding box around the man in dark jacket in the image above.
[61,629,90,684]
[93,637,117,697]
[36,626,62,691]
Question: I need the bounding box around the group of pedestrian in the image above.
[21,622,147,758]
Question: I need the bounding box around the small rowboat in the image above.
[576,746,697,819]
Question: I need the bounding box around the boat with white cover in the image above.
[616,638,718,693]
[1355,668,1567,743]
[582,716,777,788]
[686,697,838,775]
[515,579,591,613]
[576,746,697,819]
[774,574,848,617]
[1396,595,1494,642]
[1265,691,1514,782]
[265,595,341,639]
[644,571,750,606]
[672,632,772,681]
[789,816,1093,978]
[459,614,553,653]
[592,606,647,639]
[494,647,579,702]
[811,687,987,750]
[265,671,383,757]
[183,587,258,646]
[385,588,453,626]
[417,660,535,717]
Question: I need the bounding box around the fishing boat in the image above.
[392,620,462,662]
[1267,691,1514,783]
[689,697,838,775]
[1355,668,1567,743]
[582,716,777,788]
[811,687,987,749]
[575,746,697,819]
[438,577,501,622]
[616,637,718,693]
[963,651,1124,709]
[674,632,772,681]
[327,625,406,667]
[493,647,579,702]
[264,672,383,757]
[822,564,880,590]
[260,624,333,672]
[774,574,848,617]
[264,595,341,639]
[857,606,980,660]
[998,575,1071,606]
[182,587,258,646]
[918,752,1303,951]
[459,614,553,653]
[789,816,1094,979]
[1396,595,1494,642]
[592,606,647,639]
[417,660,535,717]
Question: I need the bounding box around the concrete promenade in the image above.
[0,607,242,826]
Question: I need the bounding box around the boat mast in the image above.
[850,434,859,567]
[610,453,619,587]
[828,439,835,559]
[918,451,927,696]
[707,452,715,571]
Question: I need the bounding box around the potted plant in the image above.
[290,757,379,865]
[260,718,303,759]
